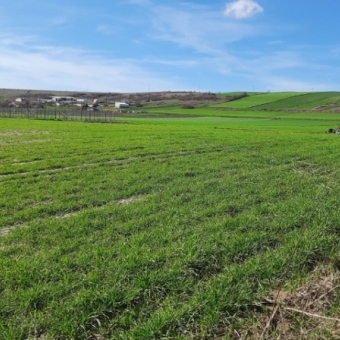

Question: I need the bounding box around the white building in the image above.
[115,102,129,108]
[51,96,76,102]
[76,98,90,103]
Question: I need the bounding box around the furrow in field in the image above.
[0,147,226,178]
[56,195,147,219]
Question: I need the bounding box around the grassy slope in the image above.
[1,116,340,339]
[210,91,340,112]
[211,92,305,108]
[215,92,259,97]
[252,92,340,111]
[141,106,340,125]
[294,93,340,110]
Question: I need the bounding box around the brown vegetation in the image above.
[236,264,340,339]
[0,88,241,107]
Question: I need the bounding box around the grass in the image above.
[252,92,340,111]
[137,106,340,127]
[1,114,340,339]
[211,92,304,108]
[211,92,340,112]
[293,93,340,110]
[215,92,260,98]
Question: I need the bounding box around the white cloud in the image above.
[263,77,333,92]
[224,0,263,19]
[0,35,181,92]
[0,33,37,46]
[150,5,261,55]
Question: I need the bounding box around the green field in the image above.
[252,92,340,111]
[210,91,340,112]
[2,109,340,339]
[215,92,258,98]
[212,92,305,108]
[139,106,340,123]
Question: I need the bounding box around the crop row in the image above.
[1,118,340,339]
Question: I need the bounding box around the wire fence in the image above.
[0,107,118,123]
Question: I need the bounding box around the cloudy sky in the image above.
[1,0,340,92]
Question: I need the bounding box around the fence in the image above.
[0,107,117,123]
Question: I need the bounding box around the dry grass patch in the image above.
[116,196,144,205]
[237,265,340,339]
[56,196,146,219]
[56,211,80,220]
[0,224,27,237]
[0,130,51,137]
[12,160,41,165]
[0,227,14,237]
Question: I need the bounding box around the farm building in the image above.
[115,102,129,108]
[76,98,90,103]
[51,96,76,103]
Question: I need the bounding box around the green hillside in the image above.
[215,91,258,97]
[212,92,304,108]
[212,91,340,112]
[252,92,340,111]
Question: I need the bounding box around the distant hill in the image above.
[213,92,305,109]
[2,89,340,112]
[212,92,340,112]
[0,89,240,107]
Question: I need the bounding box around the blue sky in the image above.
[1,0,340,93]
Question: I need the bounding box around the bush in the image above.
[181,104,195,109]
